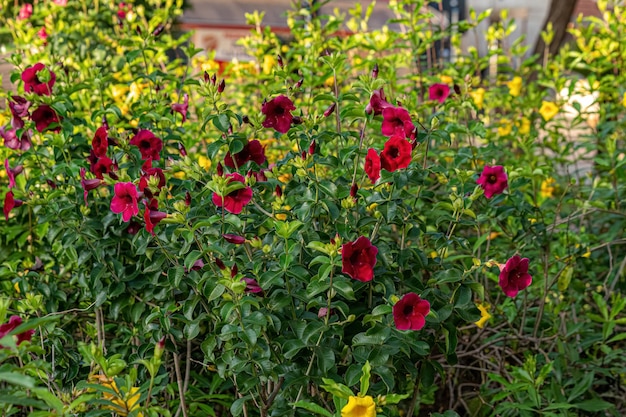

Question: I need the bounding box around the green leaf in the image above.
[320,378,353,398]
[213,114,231,133]
[291,401,333,417]
[574,399,613,412]
[359,361,371,395]
[0,372,35,388]
[568,372,594,402]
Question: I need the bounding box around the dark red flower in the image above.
[138,160,166,197]
[365,88,393,116]
[241,277,263,294]
[171,93,189,123]
[380,135,412,172]
[212,172,253,214]
[381,106,415,139]
[129,129,163,161]
[126,220,142,235]
[364,148,381,183]
[92,126,109,157]
[499,255,532,298]
[0,316,35,347]
[429,83,450,104]
[476,165,508,198]
[223,234,246,244]
[22,63,56,96]
[110,182,139,222]
[341,236,378,282]
[393,293,430,330]
[190,259,204,271]
[80,167,102,206]
[90,156,113,180]
[4,191,23,221]
[144,199,167,235]
[224,139,266,168]
[262,95,295,134]
[17,4,32,20]
[1,127,32,151]
[31,105,60,133]
[5,159,23,189]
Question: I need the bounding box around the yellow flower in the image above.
[506,76,522,97]
[539,101,559,121]
[172,171,186,179]
[497,119,512,136]
[128,81,144,101]
[97,377,143,417]
[622,93,626,108]
[341,395,376,417]
[469,88,485,109]
[324,76,335,88]
[474,302,492,329]
[197,155,212,170]
[516,117,531,134]
[275,205,290,221]
[440,74,453,84]
[540,177,555,198]
[110,85,129,100]
[262,55,275,75]
[0,112,8,127]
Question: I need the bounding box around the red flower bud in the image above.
[231,264,238,277]
[275,185,282,197]
[308,140,316,155]
[203,71,210,83]
[350,183,358,198]
[323,102,336,117]
[217,79,226,93]
[295,78,303,89]
[301,151,307,160]
[211,73,217,85]
[152,24,165,37]
[215,258,226,270]
[372,63,379,79]
[190,259,204,271]
[292,116,302,125]
[46,179,57,189]
[178,142,187,157]
[185,191,191,206]
[217,162,224,176]
[277,55,284,68]
[223,234,246,244]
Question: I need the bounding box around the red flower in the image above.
[22,63,56,96]
[223,233,246,244]
[90,156,114,180]
[365,88,392,116]
[130,129,163,161]
[92,126,109,157]
[262,95,295,134]
[144,199,167,235]
[476,165,508,198]
[80,167,102,206]
[38,27,48,42]
[5,159,23,189]
[380,135,412,172]
[428,83,450,104]
[138,160,166,197]
[364,149,381,183]
[0,127,32,151]
[393,293,430,330]
[341,236,378,282]
[499,255,532,298]
[241,277,263,294]
[381,106,415,139]
[117,2,130,20]
[0,316,35,347]
[126,220,142,235]
[224,139,266,168]
[110,182,139,222]
[4,191,23,221]
[171,93,189,123]
[212,173,253,214]
[31,105,61,133]
[17,3,32,20]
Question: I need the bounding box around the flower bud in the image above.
[217,79,226,93]
[154,336,166,361]
[308,140,316,155]
[292,116,302,125]
[152,24,165,37]
[277,54,284,68]
[185,191,191,206]
[275,185,282,197]
[295,78,303,89]
[372,63,379,79]
[323,102,336,117]
[215,258,226,270]
[203,71,210,83]
[350,183,358,198]
[223,234,246,244]
[231,264,238,278]
[178,142,187,157]
[217,162,223,176]
[210,73,217,85]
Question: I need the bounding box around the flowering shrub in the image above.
[0,0,625,415]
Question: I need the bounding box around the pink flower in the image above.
[393,293,430,330]
[110,182,139,222]
[17,4,32,20]
[117,2,130,20]
[380,135,412,172]
[211,173,253,214]
[4,191,23,221]
[1,127,32,151]
[224,139,266,169]
[0,316,35,347]
[9,96,31,122]
[364,148,381,183]
[80,167,102,206]
[53,0,67,5]
[499,255,532,298]
[223,234,246,244]
[381,106,415,139]
[31,104,61,133]
[241,277,263,294]
[129,129,163,161]
[171,93,189,123]
[262,95,295,134]
[22,63,56,96]
[38,27,48,43]
[365,88,393,116]
[476,165,508,198]
[5,159,23,189]
[144,199,167,235]
[429,83,450,103]
[341,236,378,282]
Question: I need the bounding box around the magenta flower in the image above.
[22,63,56,96]
[144,199,167,235]
[429,83,450,104]
[4,159,23,189]
[1,127,32,151]
[0,316,35,347]
[138,160,166,197]
[341,236,378,282]
[380,135,412,172]
[262,95,295,134]
[129,129,163,161]
[223,234,246,244]
[31,105,61,133]
[92,126,109,157]
[381,106,415,139]
[38,27,48,42]
[365,88,393,116]
[224,139,266,168]
[476,165,508,198]
[211,173,253,214]
[4,191,23,221]
[393,293,430,330]
[90,155,114,180]
[110,182,139,222]
[499,255,532,298]
[9,96,31,123]
[171,93,189,123]
[17,4,32,20]
[80,167,102,206]
[241,277,263,294]
[364,148,381,183]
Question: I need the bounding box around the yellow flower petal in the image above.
[539,101,559,121]
[469,88,485,109]
[341,395,376,417]
[474,302,492,329]
[506,76,522,97]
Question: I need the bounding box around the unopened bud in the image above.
[154,337,166,361]
[323,102,336,117]
[453,84,461,95]
[350,183,358,198]
[217,79,226,93]
[242,115,251,125]
[178,142,187,157]
[217,162,223,176]
[301,151,307,160]
[308,140,316,155]
[292,116,302,125]
[277,55,284,68]
[372,63,379,79]
[185,191,191,206]
[204,71,210,83]
[102,116,109,129]
[152,24,165,37]
[210,73,217,85]
[215,258,226,270]
[295,78,303,89]
[231,264,238,278]
[46,179,57,189]
[275,185,282,197]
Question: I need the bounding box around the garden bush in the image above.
[0,0,624,415]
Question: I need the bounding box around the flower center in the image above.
[388,146,399,159]
[488,174,497,184]
[274,106,284,115]
[403,304,413,316]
